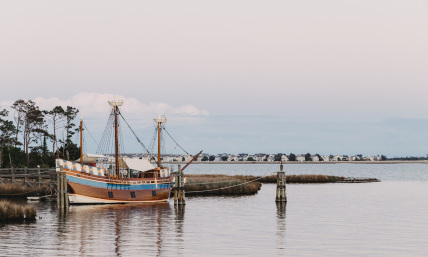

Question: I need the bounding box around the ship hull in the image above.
[68,193,170,204]
[67,179,171,204]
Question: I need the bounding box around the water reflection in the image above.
[276,202,286,254]
[174,204,185,256]
[56,203,172,256]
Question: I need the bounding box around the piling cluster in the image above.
[57,166,69,211]
[173,165,186,205]
[275,164,287,202]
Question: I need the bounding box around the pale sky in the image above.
[1,1,427,157]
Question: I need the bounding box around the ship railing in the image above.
[106,177,172,185]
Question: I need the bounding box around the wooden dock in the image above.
[0,168,57,195]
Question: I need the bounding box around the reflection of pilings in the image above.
[174,165,185,205]
[174,203,185,255]
[174,204,185,222]
[57,165,69,211]
[275,164,287,202]
[276,201,287,219]
[276,201,286,253]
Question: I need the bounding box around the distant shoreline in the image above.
[163,160,428,165]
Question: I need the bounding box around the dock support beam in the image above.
[57,165,69,211]
[174,164,186,205]
[275,164,287,202]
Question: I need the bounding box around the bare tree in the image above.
[44,106,66,157]
[63,106,79,160]
[11,100,46,165]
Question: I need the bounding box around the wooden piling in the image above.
[57,166,60,207]
[275,164,287,202]
[178,172,185,205]
[63,170,69,209]
[174,165,180,204]
[174,164,185,205]
[57,165,68,211]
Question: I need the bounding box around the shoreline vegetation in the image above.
[183,174,379,196]
[0,184,51,198]
[0,200,36,221]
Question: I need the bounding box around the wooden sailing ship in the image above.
[56,99,200,204]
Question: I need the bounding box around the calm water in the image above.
[1,164,428,256]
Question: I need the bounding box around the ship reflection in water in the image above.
[55,203,177,256]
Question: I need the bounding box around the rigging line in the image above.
[118,112,150,154]
[162,126,190,156]
[186,179,242,185]
[82,122,99,147]
[186,173,277,185]
[186,173,274,193]
[97,111,114,154]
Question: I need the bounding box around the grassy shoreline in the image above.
[0,200,37,221]
[182,174,379,196]
[0,184,51,198]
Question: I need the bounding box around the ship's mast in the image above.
[154,114,166,167]
[109,99,124,176]
[80,116,83,165]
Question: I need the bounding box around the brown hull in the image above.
[68,181,171,203]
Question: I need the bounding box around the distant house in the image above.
[330,155,341,161]
[281,155,288,162]
[246,155,256,161]
[255,153,266,162]
[185,155,193,162]
[229,155,237,161]
[238,153,249,161]
[311,155,319,162]
[364,156,374,161]
[296,155,305,162]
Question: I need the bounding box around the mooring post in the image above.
[57,165,68,211]
[174,164,181,204]
[180,166,186,205]
[59,166,64,209]
[275,164,287,202]
[37,165,41,187]
[178,170,186,205]
[57,166,61,208]
[63,169,69,210]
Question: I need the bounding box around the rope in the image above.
[163,126,190,156]
[186,179,242,185]
[118,112,150,154]
[186,173,274,193]
[83,122,99,147]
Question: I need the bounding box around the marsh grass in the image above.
[0,183,50,197]
[184,174,262,196]
[0,200,37,221]
[257,174,377,183]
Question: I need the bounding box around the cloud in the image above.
[2,91,205,121]
[1,92,209,130]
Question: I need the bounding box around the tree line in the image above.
[0,99,80,168]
